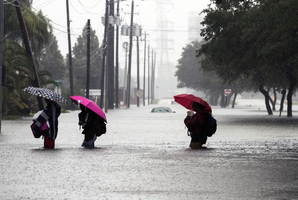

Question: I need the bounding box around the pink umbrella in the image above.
[70,96,107,122]
[174,94,212,113]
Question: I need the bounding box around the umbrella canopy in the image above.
[23,86,68,104]
[174,94,212,113]
[70,96,107,122]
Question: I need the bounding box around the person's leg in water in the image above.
[189,142,203,149]
[189,132,206,149]
[82,130,96,148]
[44,136,55,149]
[86,134,97,148]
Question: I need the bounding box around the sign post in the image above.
[224,89,232,96]
[224,89,232,108]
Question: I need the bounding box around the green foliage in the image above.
[39,35,66,80]
[175,41,203,90]
[199,0,298,115]
[3,2,54,117]
[175,40,234,105]
[71,23,103,90]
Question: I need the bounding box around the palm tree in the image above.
[3,1,54,117]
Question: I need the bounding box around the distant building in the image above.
[188,11,204,43]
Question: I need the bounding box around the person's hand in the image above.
[78,121,83,125]
[187,111,194,117]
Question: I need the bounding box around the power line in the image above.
[70,0,104,15]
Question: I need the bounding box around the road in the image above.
[0,99,298,199]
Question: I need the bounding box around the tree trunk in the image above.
[287,75,297,117]
[209,92,220,106]
[279,89,286,117]
[259,84,273,115]
[268,88,276,111]
[220,93,225,108]
[226,94,232,107]
[273,88,277,110]
[232,92,238,108]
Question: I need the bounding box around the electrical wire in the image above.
[70,0,104,15]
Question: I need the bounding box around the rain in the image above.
[1,0,298,199]
[1,99,298,199]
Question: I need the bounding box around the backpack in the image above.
[204,114,217,137]
[93,115,107,137]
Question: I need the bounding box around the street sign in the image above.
[136,90,143,97]
[89,89,101,96]
[224,89,232,96]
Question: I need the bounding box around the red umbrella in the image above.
[174,94,212,113]
[70,96,107,122]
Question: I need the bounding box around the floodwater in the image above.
[0,99,298,199]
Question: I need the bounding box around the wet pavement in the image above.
[1,99,298,199]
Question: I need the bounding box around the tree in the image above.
[71,23,103,90]
[251,0,298,117]
[199,0,298,116]
[3,1,54,117]
[4,2,51,56]
[175,40,231,106]
[39,35,66,80]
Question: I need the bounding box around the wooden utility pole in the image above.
[100,0,109,109]
[0,0,3,132]
[147,43,150,105]
[14,0,44,110]
[143,33,147,106]
[136,36,140,107]
[127,0,134,108]
[108,0,115,110]
[66,0,74,110]
[86,19,90,99]
[151,50,155,102]
[115,0,120,109]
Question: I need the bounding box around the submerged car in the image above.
[151,107,175,113]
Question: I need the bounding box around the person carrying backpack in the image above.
[79,104,98,148]
[184,101,209,149]
[32,99,61,149]
[78,102,107,148]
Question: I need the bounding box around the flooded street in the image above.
[1,99,298,199]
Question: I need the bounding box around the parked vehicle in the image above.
[151,107,175,113]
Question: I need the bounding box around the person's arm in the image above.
[78,112,85,125]
[184,112,206,132]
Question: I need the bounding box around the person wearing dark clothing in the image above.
[32,99,61,149]
[184,101,209,149]
[78,104,97,148]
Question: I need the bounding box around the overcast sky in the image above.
[31,0,212,98]
[32,0,211,59]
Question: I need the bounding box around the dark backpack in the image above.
[204,114,217,137]
[93,115,107,137]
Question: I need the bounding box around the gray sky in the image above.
[32,0,211,98]
[32,0,211,60]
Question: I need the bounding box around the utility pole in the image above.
[108,0,115,109]
[151,49,155,102]
[115,0,120,109]
[143,32,147,106]
[14,0,44,110]
[66,0,74,110]
[147,43,150,105]
[123,42,128,106]
[0,0,3,132]
[127,0,134,108]
[86,19,90,99]
[100,0,109,110]
[136,36,140,107]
